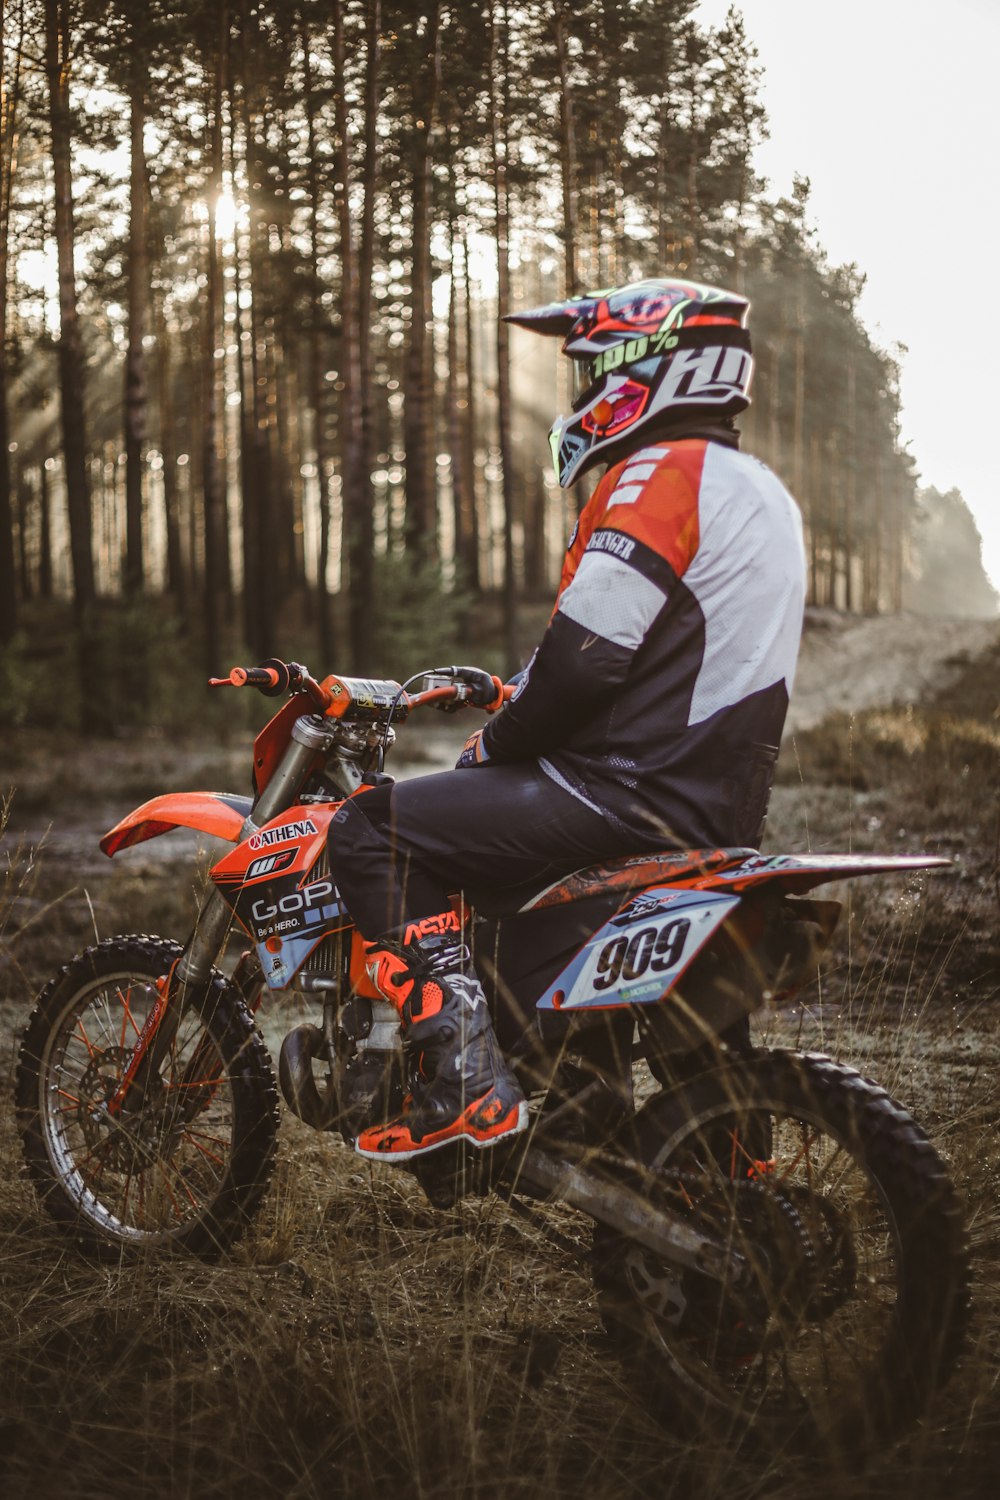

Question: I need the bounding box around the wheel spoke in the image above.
[117,984,142,1046]
[75,1018,97,1059]
[183,1126,231,1149]
[180,1132,227,1168]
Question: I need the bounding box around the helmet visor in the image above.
[570,357,595,410]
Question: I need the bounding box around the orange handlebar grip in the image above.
[485,676,506,713]
[209,664,282,690]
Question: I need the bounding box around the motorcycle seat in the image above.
[465,846,756,918]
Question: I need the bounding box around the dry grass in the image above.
[0,1086,996,1500]
[1,646,999,1499]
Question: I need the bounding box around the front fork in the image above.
[109,719,339,1113]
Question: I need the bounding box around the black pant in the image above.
[327,762,658,941]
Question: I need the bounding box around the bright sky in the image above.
[694,0,1000,588]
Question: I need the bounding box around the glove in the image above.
[455,727,490,769]
[448,665,505,710]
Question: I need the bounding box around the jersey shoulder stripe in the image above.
[603,440,706,581]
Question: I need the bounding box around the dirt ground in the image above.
[786,609,1000,733]
[0,610,998,1500]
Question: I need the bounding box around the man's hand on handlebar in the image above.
[431,665,505,712]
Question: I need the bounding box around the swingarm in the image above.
[508,1144,748,1285]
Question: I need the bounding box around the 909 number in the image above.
[592,918,691,993]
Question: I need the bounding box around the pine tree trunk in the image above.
[445,155,465,578]
[272,300,301,590]
[0,0,23,641]
[767,342,780,471]
[808,430,821,605]
[871,449,884,612]
[0,300,15,639]
[553,3,579,296]
[891,463,903,612]
[154,294,185,600]
[231,200,259,650]
[599,1,624,285]
[237,1,274,655]
[332,0,362,663]
[201,3,227,669]
[301,10,334,661]
[683,31,701,268]
[123,75,147,596]
[489,1,518,672]
[350,0,380,667]
[792,307,805,504]
[38,461,53,598]
[147,148,184,604]
[460,216,481,593]
[656,93,673,269]
[15,463,29,599]
[226,68,261,652]
[402,1,441,556]
[844,353,856,611]
[44,0,94,621]
[825,433,838,606]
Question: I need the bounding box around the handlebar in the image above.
[208,659,510,718]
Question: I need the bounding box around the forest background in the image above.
[0,0,997,734]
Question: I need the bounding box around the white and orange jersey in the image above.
[482,436,806,849]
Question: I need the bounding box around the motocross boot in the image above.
[355,928,528,1161]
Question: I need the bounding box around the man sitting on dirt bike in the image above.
[327,278,806,1164]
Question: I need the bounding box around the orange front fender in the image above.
[101,792,254,857]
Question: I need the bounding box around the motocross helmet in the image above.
[506,278,753,488]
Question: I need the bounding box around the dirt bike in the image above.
[16,658,969,1457]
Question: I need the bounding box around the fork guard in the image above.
[100,792,254,857]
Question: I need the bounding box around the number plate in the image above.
[537,888,740,1011]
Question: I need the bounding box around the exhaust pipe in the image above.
[278,1023,340,1130]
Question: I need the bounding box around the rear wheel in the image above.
[16,935,279,1258]
[594,1051,969,1457]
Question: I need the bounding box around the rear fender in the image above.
[700,851,953,894]
[101,792,254,857]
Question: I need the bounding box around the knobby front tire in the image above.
[593,1050,970,1459]
[16,935,280,1259]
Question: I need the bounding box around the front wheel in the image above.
[594,1051,969,1458]
[16,935,280,1258]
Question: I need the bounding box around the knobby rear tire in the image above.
[593,1050,970,1458]
[16,934,280,1260]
